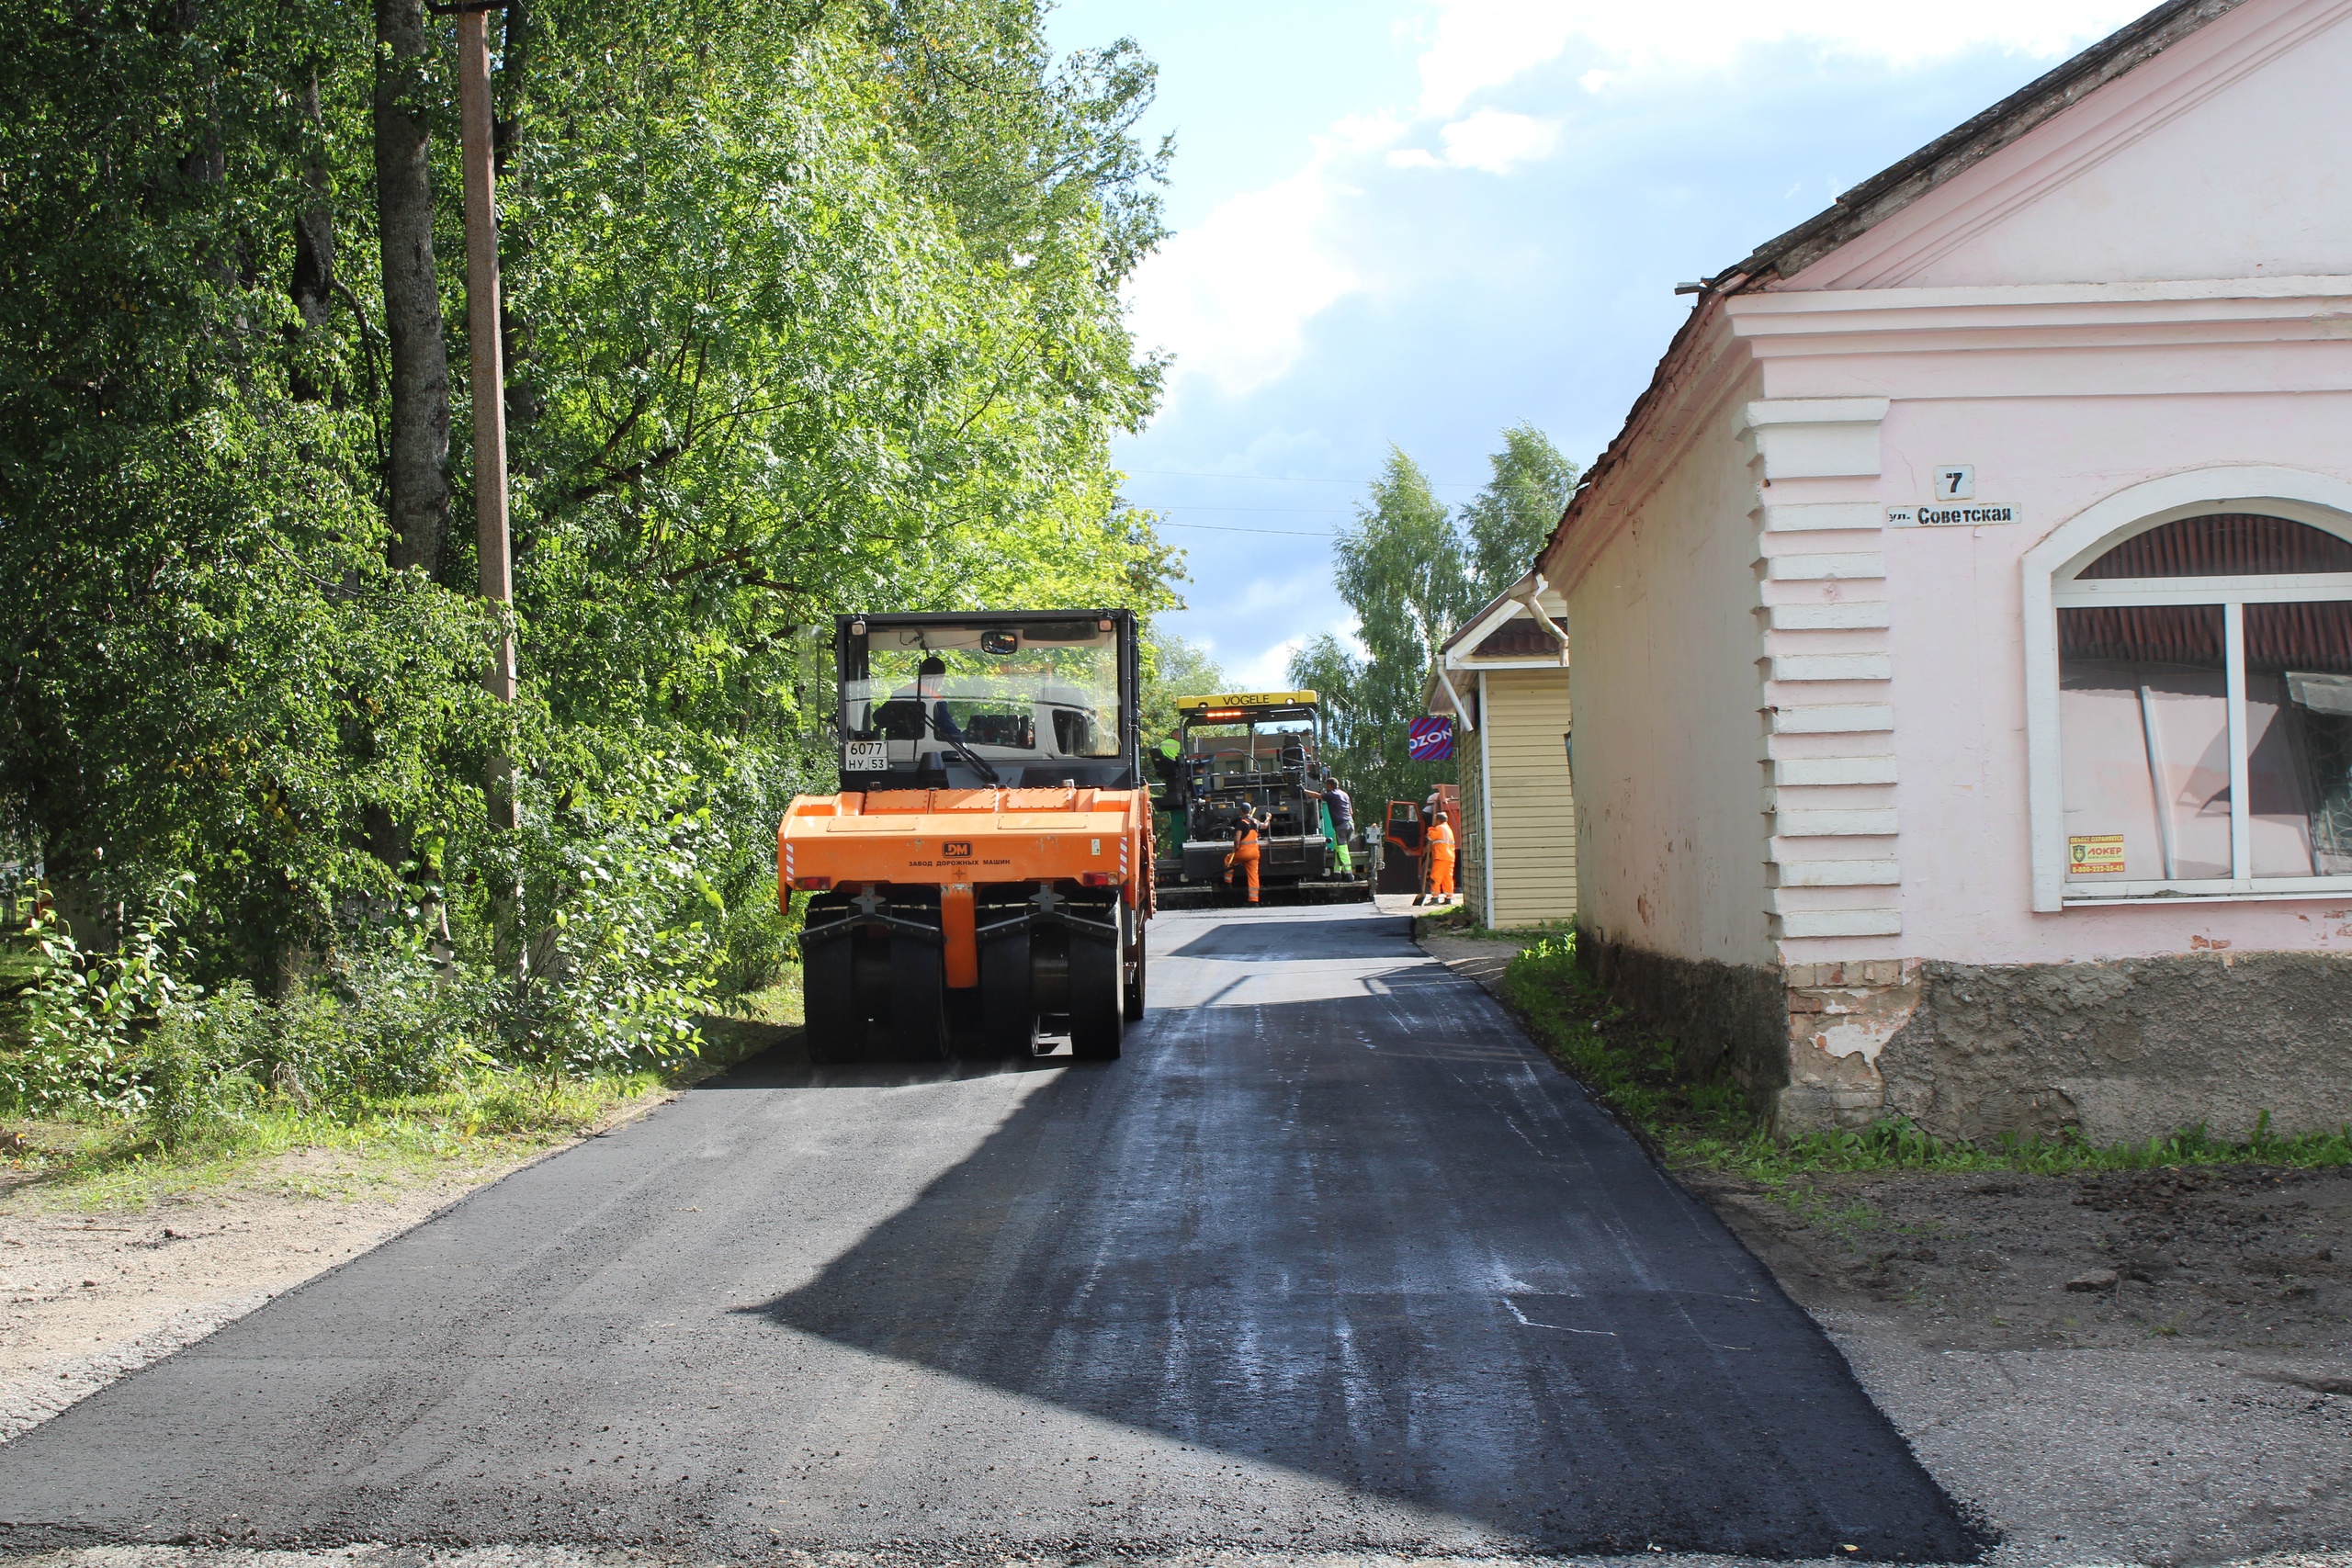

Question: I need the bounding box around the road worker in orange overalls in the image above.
[1424,808,1458,904]
[1223,804,1269,905]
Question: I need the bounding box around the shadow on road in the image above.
[1159,907,1414,962]
[697,1049,1075,1090]
[736,908,1984,1561]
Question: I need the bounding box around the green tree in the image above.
[0,0,1177,1040]
[1137,627,1227,755]
[1289,448,1475,809]
[1460,423,1579,601]
[1294,429,1578,811]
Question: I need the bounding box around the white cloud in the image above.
[1413,2,1582,116]
[1125,153,1367,399]
[1132,0,2146,400]
[1411,0,2152,114]
[1229,569,1334,618]
[1446,107,1560,172]
[1392,108,1562,174]
[1233,636,1308,691]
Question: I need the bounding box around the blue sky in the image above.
[1042,0,2154,688]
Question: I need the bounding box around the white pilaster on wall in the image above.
[1742,398,1900,943]
[1740,398,1890,479]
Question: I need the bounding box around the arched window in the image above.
[2053,512,2352,897]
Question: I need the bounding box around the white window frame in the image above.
[2024,468,2352,910]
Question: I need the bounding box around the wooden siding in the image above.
[1478,668,1575,926]
[1458,720,1488,915]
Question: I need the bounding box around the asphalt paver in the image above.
[0,907,1978,1562]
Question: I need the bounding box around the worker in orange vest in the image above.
[1424,808,1458,904]
[1223,804,1268,905]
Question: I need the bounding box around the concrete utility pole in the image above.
[452,0,515,829]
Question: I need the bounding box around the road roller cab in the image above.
[778,610,1151,1063]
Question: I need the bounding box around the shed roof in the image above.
[1471,615,1571,660]
[1438,572,1567,659]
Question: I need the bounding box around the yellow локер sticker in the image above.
[2068,834,2127,875]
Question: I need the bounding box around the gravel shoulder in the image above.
[0,1156,513,1441]
[0,1010,796,1446]
[1419,926,2352,1567]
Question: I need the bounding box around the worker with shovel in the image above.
[1223,803,1268,906]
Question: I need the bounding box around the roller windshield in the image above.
[840,620,1127,788]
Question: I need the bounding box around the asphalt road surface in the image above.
[0,906,1977,1562]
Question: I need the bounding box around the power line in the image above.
[1157,520,1337,537]
[1127,468,1488,488]
[1144,503,1353,515]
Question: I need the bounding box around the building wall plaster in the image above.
[1544,0,2352,1143]
[1763,947,2352,1143]
[1579,927,1787,1100]
[1563,340,1774,974]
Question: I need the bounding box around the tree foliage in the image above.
[1136,626,1225,755]
[1462,421,1581,603]
[0,0,1176,1103]
[1295,427,1577,810]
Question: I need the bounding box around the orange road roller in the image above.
[778,610,1154,1063]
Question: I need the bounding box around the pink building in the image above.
[1538,0,2352,1141]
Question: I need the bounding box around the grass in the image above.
[1,974,801,1212]
[1415,904,1572,941]
[1498,932,2352,1184]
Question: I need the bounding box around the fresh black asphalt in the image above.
[0,906,1978,1560]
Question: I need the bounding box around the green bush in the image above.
[138,981,264,1147]
[715,895,796,998]
[486,755,723,1077]
[4,806,717,1149]
[6,874,199,1118]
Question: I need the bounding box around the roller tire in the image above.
[1123,923,1148,1022]
[888,933,952,1062]
[1069,928,1125,1061]
[803,932,860,1065]
[979,931,1036,1060]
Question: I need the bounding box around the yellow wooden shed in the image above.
[1423,573,1575,929]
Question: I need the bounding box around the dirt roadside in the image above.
[0,1013,797,1445]
[1419,925,2352,1565]
[0,1155,521,1441]
[1712,1169,2352,1566]
[1685,1163,2352,1359]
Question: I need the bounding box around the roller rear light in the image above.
[796,875,834,891]
[1078,872,1119,888]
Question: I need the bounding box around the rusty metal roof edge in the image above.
[1723,0,2247,291]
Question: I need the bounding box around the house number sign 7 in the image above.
[1886,463,2018,526]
